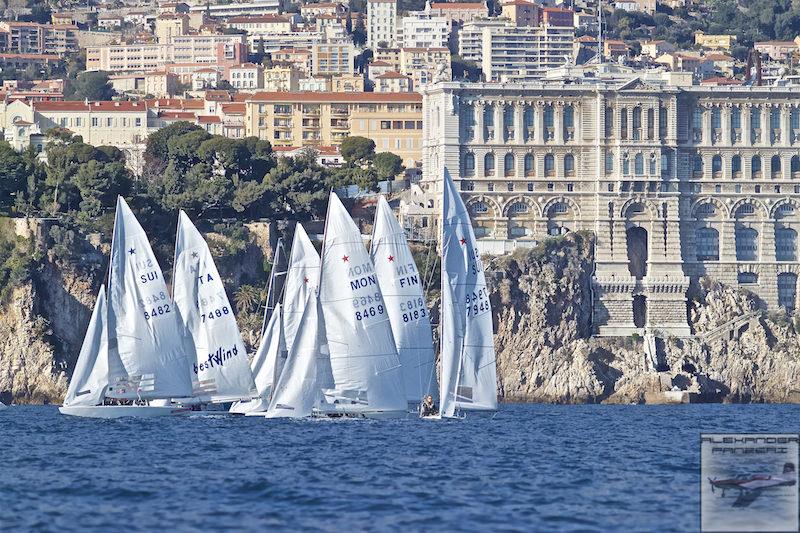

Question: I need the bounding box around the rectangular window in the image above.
[92,117,98,127]
[381,121,391,129]
[135,118,141,127]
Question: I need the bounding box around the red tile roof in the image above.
[34,100,148,112]
[248,91,421,103]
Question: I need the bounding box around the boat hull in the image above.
[231,398,269,415]
[312,406,408,420]
[58,405,191,419]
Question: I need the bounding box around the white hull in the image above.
[58,405,191,419]
[231,398,269,415]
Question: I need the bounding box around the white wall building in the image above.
[398,11,449,49]
[367,0,398,49]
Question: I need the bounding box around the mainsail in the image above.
[370,196,436,404]
[250,304,286,405]
[440,169,497,417]
[173,211,256,402]
[283,223,320,355]
[318,192,406,413]
[107,197,192,399]
[266,294,325,418]
[63,286,109,407]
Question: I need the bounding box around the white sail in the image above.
[107,197,192,399]
[251,304,286,403]
[370,196,436,405]
[318,192,406,414]
[173,211,256,402]
[266,294,325,418]
[283,223,320,355]
[64,286,109,407]
[440,169,497,417]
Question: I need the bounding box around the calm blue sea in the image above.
[1,404,798,532]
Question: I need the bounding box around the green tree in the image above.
[69,71,115,101]
[0,141,28,210]
[145,121,203,163]
[373,152,404,181]
[73,159,132,226]
[340,136,375,165]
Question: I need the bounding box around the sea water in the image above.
[1,404,798,532]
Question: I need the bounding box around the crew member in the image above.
[420,395,437,417]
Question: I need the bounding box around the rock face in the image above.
[4,218,800,405]
[488,232,800,404]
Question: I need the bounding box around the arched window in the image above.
[735,227,758,261]
[605,106,614,138]
[510,201,528,214]
[732,155,742,178]
[463,152,475,176]
[776,227,797,261]
[550,201,569,214]
[771,155,782,178]
[696,227,719,261]
[646,108,654,139]
[483,153,495,176]
[523,106,534,140]
[735,203,756,217]
[692,154,703,177]
[696,203,716,217]
[524,153,534,176]
[712,155,722,178]
[472,201,489,214]
[544,154,555,176]
[564,154,575,176]
[792,156,800,178]
[751,155,762,178]
[504,153,514,176]
[634,153,644,175]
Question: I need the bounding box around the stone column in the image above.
[762,105,770,147]
[535,102,544,144]
[703,104,712,147]
[494,103,504,145]
[514,102,524,145]
[743,103,752,144]
[475,101,485,144]
[554,102,564,145]
[781,104,791,148]
[720,220,737,263]
[761,219,776,263]
[722,105,732,147]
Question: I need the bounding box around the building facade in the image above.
[422,74,800,335]
[366,0,398,49]
[244,91,423,166]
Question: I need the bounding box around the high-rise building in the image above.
[367,0,398,49]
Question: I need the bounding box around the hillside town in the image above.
[1,0,800,336]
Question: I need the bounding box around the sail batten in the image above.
[107,197,192,399]
[370,196,436,405]
[439,169,497,417]
[173,211,255,402]
[318,192,406,414]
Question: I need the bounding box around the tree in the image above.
[352,15,367,46]
[144,121,203,163]
[69,71,115,101]
[373,152,404,181]
[0,141,28,211]
[73,160,132,227]
[340,136,375,165]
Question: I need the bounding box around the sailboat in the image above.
[317,192,407,418]
[265,293,328,418]
[437,169,498,419]
[370,196,436,411]
[261,237,287,335]
[60,197,193,418]
[172,211,256,406]
[230,224,320,414]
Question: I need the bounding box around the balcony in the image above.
[331,120,349,130]
[772,129,781,143]
[302,107,321,116]
[302,119,320,128]
[331,107,349,116]
[564,127,574,141]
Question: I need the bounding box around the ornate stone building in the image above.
[420,68,800,336]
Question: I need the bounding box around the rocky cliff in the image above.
[488,232,800,404]
[3,219,800,405]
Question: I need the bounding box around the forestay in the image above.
[283,223,320,355]
[370,196,435,404]
[439,169,497,417]
[107,197,192,399]
[318,192,406,413]
[261,238,287,335]
[63,286,109,407]
[266,294,325,418]
[173,211,255,402]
